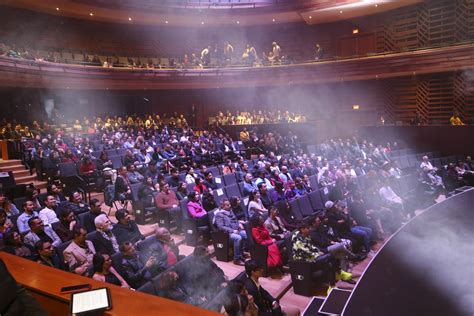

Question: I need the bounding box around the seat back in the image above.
[56,240,73,267]
[225,184,242,199]
[213,188,227,206]
[59,162,78,177]
[308,190,325,211]
[297,195,314,217]
[309,175,319,191]
[289,199,304,220]
[223,173,237,186]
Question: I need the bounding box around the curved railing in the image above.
[0,43,472,90]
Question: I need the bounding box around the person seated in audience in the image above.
[269,169,284,188]
[201,189,218,211]
[92,253,131,289]
[310,213,362,268]
[35,240,64,270]
[112,209,145,245]
[294,177,310,195]
[79,156,98,184]
[292,222,347,294]
[284,180,301,201]
[258,182,274,210]
[68,191,91,215]
[167,168,181,188]
[222,280,258,316]
[229,196,248,221]
[243,173,258,197]
[46,183,67,204]
[203,171,220,190]
[62,148,78,163]
[279,166,293,184]
[0,191,19,219]
[156,270,204,305]
[3,231,37,260]
[222,160,236,175]
[244,260,293,316]
[194,177,208,195]
[137,176,157,208]
[378,179,409,220]
[0,209,13,239]
[81,198,105,233]
[325,201,372,254]
[271,182,286,204]
[115,166,133,203]
[175,182,188,201]
[24,217,61,248]
[63,226,96,276]
[348,191,385,239]
[119,241,156,289]
[464,156,474,171]
[155,183,182,232]
[254,171,273,190]
[247,191,269,218]
[52,208,77,242]
[264,207,290,242]
[91,214,120,255]
[143,227,182,273]
[183,246,227,304]
[16,201,38,234]
[301,174,313,193]
[96,151,117,184]
[185,166,197,184]
[126,163,144,184]
[250,214,284,270]
[186,191,208,221]
[38,195,59,227]
[420,155,445,190]
[214,199,248,266]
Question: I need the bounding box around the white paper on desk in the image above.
[215,177,222,184]
[71,288,110,314]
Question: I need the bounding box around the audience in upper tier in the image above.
[214,110,307,125]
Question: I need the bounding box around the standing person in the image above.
[315,43,324,60]
[272,42,281,62]
[201,46,212,67]
[223,41,234,66]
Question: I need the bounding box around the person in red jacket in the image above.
[250,214,283,270]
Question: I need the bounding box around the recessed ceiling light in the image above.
[236,21,240,24]
[165,20,169,24]
[272,18,276,22]
[201,21,205,25]
[309,16,312,19]
[56,7,60,11]
[339,10,343,14]
[375,4,378,7]
[128,17,132,21]
[89,12,94,16]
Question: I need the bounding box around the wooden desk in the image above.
[0,252,220,316]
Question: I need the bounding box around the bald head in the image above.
[156,227,170,241]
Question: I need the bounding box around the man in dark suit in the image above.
[81,198,105,233]
[91,214,119,255]
[244,260,283,316]
[115,166,132,202]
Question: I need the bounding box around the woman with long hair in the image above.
[92,253,130,288]
[250,215,283,269]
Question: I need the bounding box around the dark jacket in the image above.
[120,255,152,289]
[112,221,144,245]
[90,231,118,256]
[244,277,277,314]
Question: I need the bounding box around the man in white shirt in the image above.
[420,156,444,188]
[39,195,59,226]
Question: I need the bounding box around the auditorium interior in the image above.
[0,0,473,315]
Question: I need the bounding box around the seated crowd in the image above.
[1,110,471,314]
[214,110,307,125]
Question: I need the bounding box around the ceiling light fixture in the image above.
[375,4,378,7]
[128,17,132,21]
[236,21,240,24]
[89,12,94,16]
[353,28,359,34]
[272,18,276,22]
[340,10,343,14]
[201,21,205,25]
[309,16,312,19]
[56,7,60,11]
[165,20,169,24]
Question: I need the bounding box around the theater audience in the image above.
[63,226,96,276]
[214,199,247,266]
[264,207,290,241]
[0,210,13,239]
[155,183,182,232]
[35,240,64,270]
[91,214,119,255]
[52,208,77,242]
[175,182,188,201]
[38,195,59,226]
[81,198,105,233]
[16,201,38,234]
[0,191,19,219]
[93,253,131,288]
[229,196,248,220]
[119,241,155,289]
[250,215,283,270]
[3,231,37,261]
[24,217,61,248]
[67,191,90,215]
[112,209,145,245]
[247,191,268,218]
